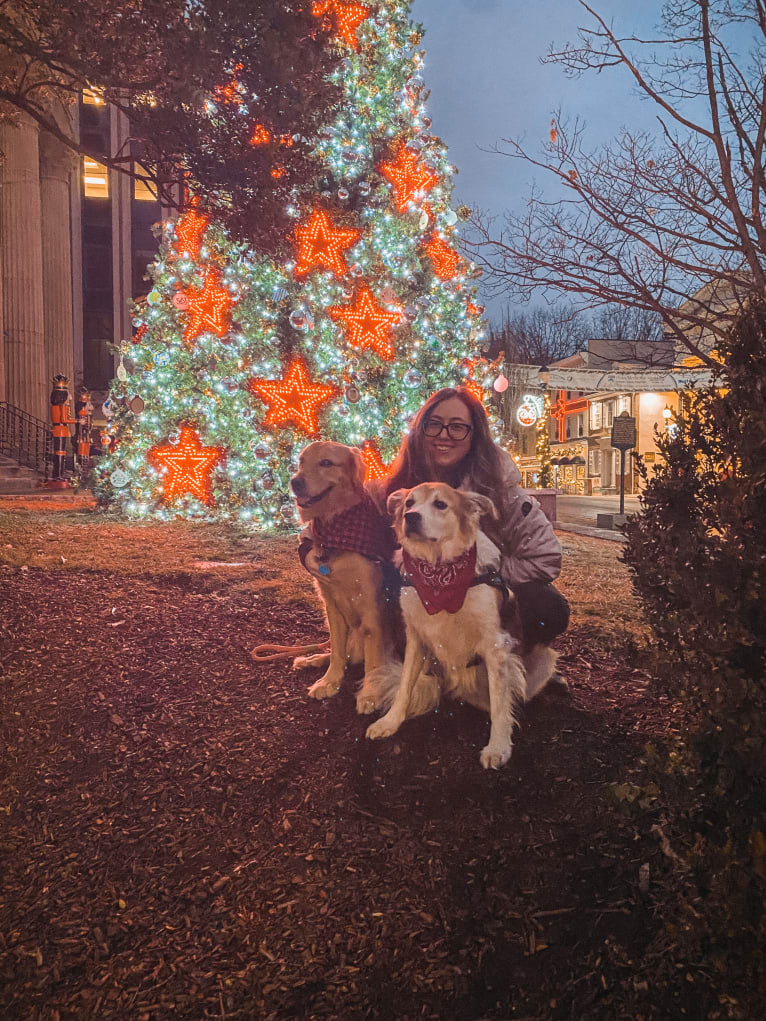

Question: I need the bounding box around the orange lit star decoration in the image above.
[361,440,389,483]
[464,378,485,405]
[147,426,224,507]
[328,286,403,360]
[424,233,462,280]
[182,270,234,346]
[462,357,499,414]
[174,198,210,261]
[292,208,361,278]
[248,357,339,436]
[379,143,439,214]
[313,0,370,50]
[249,123,271,146]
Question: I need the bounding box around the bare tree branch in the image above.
[468,0,766,363]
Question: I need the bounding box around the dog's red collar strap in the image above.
[400,545,479,615]
[308,493,397,564]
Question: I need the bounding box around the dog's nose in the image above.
[290,475,306,495]
[404,510,421,530]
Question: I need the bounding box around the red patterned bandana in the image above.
[311,493,396,562]
[401,545,478,614]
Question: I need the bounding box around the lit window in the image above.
[134,163,158,202]
[83,158,109,198]
[83,88,104,106]
[590,403,603,431]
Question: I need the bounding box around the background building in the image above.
[0,95,161,429]
[512,339,679,494]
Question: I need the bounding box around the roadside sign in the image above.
[611,412,636,450]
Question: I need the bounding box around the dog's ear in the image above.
[463,490,498,520]
[386,488,407,520]
[347,447,366,490]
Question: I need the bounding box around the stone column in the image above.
[39,130,76,394]
[0,115,46,421]
[111,104,133,353]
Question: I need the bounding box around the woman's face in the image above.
[422,396,473,473]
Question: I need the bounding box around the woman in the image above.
[368,386,569,644]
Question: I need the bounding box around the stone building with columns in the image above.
[0,93,161,428]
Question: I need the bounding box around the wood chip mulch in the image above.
[0,516,706,1020]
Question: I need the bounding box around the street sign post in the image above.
[611,411,636,516]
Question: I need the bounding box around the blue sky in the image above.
[410,0,666,322]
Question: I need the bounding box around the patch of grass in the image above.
[0,511,316,606]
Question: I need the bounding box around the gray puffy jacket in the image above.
[367,448,561,586]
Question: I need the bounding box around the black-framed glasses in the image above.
[422,419,473,441]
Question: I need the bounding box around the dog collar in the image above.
[400,545,479,615]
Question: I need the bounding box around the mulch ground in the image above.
[0,512,707,1020]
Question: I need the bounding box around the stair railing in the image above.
[0,402,52,480]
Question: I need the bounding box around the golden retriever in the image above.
[290,441,400,713]
[365,483,559,769]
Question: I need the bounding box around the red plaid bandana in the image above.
[401,545,478,614]
[311,493,396,562]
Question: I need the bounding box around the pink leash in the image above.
[250,639,331,663]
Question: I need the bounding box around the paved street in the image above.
[556,493,641,529]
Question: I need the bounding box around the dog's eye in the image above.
[433,499,448,510]
[404,498,415,509]
[318,459,334,467]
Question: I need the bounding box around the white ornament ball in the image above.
[110,468,129,488]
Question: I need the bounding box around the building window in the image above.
[590,403,603,431]
[83,157,109,198]
[603,449,613,486]
[133,163,158,202]
[606,401,615,427]
[577,414,584,437]
[589,449,601,475]
[618,395,631,414]
[82,88,105,106]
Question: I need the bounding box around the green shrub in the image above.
[621,302,766,1007]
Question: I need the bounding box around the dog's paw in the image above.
[480,743,512,770]
[307,678,340,700]
[366,714,402,740]
[356,691,378,715]
[294,652,331,671]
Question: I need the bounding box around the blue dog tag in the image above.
[318,563,331,576]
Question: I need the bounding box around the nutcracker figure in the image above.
[49,374,74,484]
[73,385,94,468]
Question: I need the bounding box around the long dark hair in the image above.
[384,387,504,498]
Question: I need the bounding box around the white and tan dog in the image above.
[290,441,400,713]
[366,483,558,769]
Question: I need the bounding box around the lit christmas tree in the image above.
[97,0,495,528]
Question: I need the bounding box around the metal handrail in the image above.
[0,402,52,480]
